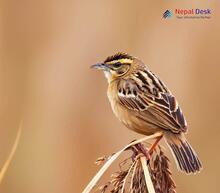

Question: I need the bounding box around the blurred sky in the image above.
[0,0,220,193]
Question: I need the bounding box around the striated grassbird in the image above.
[91,53,202,174]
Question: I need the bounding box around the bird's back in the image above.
[107,68,187,135]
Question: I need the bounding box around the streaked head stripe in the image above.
[106,58,133,64]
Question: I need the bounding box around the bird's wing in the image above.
[117,70,187,133]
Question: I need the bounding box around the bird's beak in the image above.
[90,63,108,71]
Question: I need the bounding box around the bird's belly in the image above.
[109,99,159,136]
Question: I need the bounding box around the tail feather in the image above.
[165,133,202,174]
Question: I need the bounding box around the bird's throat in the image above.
[104,71,112,83]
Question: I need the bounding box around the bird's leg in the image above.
[133,134,163,161]
[127,133,163,163]
[148,135,163,155]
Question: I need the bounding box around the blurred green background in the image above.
[0,0,219,193]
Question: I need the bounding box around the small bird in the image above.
[91,53,202,174]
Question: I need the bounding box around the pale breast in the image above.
[107,81,159,135]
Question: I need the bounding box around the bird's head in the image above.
[91,53,139,82]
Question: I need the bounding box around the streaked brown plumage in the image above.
[91,53,202,174]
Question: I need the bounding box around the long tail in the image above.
[165,133,202,174]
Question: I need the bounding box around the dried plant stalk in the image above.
[0,122,22,184]
[149,147,176,193]
[98,146,175,193]
[82,132,176,193]
[82,132,162,193]
[140,156,155,193]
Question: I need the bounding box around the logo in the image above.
[163,9,212,19]
[163,10,172,19]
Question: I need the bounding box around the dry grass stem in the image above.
[0,122,22,184]
[82,132,162,193]
[140,156,155,193]
[83,132,176,193]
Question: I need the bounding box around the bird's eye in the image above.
[113,62,122,68]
